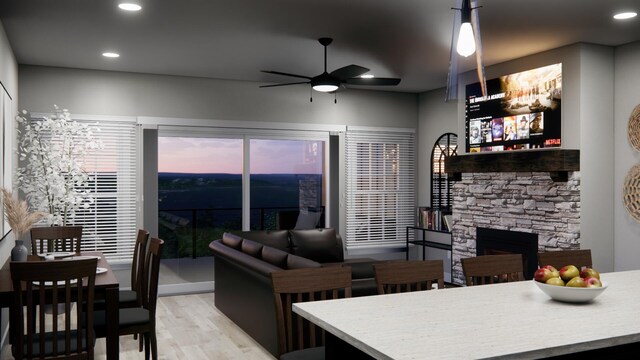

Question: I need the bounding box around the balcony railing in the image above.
[158,206,301,259]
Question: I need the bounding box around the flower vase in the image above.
[11,239,28,262]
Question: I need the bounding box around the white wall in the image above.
[18,65,417,128]
[417,88,457,206]
[614,41,640,271]
[0,19,18,355]
[419,43,617,272]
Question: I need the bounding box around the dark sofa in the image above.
[209,228,378,356]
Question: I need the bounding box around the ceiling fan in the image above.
[260,38,401,99]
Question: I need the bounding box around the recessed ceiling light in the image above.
[360,74,375,79]
[613,12,637,20]
[102,52,120,58]
[118,3,142,12]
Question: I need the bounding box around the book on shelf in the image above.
[443,215,453,232]
[416,207,449,231]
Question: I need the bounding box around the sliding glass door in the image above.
[156,130,328,289]
[249,139,325,230]
[157,136,243,286]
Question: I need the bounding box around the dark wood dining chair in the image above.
[30,226,83,255]
[461,254,525,286]
[271,267,352,360]
[10,258,98,360]
[374,260,445,294]
[94,237,164,360]
[537,249,592,271]
[120,229,150,308]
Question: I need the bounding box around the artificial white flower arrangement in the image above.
[16,106,103,225]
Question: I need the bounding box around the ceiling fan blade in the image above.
[330,65,369,80]
[345,77,401,86]
[260,81,310,88]
[261,70,312,80]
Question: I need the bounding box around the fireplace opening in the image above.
[476,227,538,279]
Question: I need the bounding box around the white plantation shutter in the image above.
[345,127,416,248]
[29,115,139,262]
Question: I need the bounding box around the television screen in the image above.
[466,63,562,153]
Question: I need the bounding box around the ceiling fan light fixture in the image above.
[312,72,340,92]
[312,84,339,92]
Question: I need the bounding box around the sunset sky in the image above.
[158,137,323,174]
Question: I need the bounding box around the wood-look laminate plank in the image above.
[2,293,275,360]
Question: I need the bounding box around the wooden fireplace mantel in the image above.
[445,149,580,182]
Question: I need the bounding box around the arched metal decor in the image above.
[430,133,458,210]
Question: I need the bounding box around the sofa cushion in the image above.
[221,232,243,250]
[261,246,289,269]
[286,254,322,270]
[290,228,341,263]
[241,239,264,258]
[233,230,290,252]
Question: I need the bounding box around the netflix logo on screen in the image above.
[466,63,562,153]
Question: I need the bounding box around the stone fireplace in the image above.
[445,150,581,285]
[476,227,538,279]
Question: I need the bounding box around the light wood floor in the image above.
[2,293,276,360]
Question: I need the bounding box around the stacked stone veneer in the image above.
[451,171,581,285]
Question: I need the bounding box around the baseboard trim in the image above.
[158,281,215,296]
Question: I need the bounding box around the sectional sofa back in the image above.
[230,228,344,263]
[221,232,320,270]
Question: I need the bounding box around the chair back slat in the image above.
[462,254,525,286]
[11,258,97,360]
[140,238,164,317]
[30,226,83,255]
[537,249,592,271]
[131,230,150,303]
[271,267,352,357]
[374,260,445,295]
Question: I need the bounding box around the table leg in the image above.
[105,285,119,360]
[325,332,375,360]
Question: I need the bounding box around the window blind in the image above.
[28,115,139,262]
[345,128,416,248]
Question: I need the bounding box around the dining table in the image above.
[0,251,120,360]
[293,270,640,359]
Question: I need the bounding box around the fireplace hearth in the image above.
[476,227,538,280]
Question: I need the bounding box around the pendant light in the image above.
[445,0,486,102]
[456,0,476,57]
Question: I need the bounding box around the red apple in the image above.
[534,268,554,283]
[541,265,560,278]
[566,277,586,287]
[559,265,580,282]
[584,276,602,288]
[580,267,600,280]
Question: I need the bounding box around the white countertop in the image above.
[293,270,640,359]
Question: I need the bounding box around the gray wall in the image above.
[614,41,640,271]
[0,19,18,356]
[419,43,617,272]
[18,65,417,128]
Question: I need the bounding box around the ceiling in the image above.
[1,0,639,93]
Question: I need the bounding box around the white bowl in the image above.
[534,280,608,303]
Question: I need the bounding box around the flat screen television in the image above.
[465,63,562,153]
